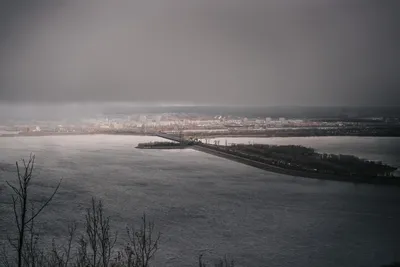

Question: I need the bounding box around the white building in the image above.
[139,115,147,123]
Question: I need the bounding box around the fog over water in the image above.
[1,135,400,266]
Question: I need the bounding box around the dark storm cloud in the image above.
[0,0,399,106]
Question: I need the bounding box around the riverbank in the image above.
[186,126,400,138]
[195,132,400,139]
[3,125,400,139]
[137,146,188,149]
[0,132,153,137]
[136,141,196,149]
[193,145,400,186]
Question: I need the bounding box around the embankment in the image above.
[192,145,400,186]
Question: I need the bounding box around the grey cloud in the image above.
[0,0,399,106]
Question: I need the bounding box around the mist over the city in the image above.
[1,0,399,106]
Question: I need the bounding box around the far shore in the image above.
[0,132,153,137]
[3,132,400,138]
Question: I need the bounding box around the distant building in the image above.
[113,123,123,129]
[289,119,304,124]
[139,115,147,123]
[155,115,162,124]
[33,126,41,132]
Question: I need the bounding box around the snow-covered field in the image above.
[1,135,400,267]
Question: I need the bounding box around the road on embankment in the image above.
[155,132,399,185]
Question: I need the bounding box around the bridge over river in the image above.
[154,132,182,142]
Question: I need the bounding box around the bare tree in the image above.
[75,197,117,267]
[1,243,12,267]
[45,222,77,267]
[127,214,160,267]
[75,235,89,267]
[113,214,160,267]
[5,154,61,267]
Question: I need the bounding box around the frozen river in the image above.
[1,135,400,266]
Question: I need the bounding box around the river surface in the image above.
[0,135,400,267]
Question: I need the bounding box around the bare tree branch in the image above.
[63,222,77,267]
[25,179,62,226]
[10,195,21,233]
[6,181,22,198]
[5,154,62,267]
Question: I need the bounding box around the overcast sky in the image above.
[0,0,399,106]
